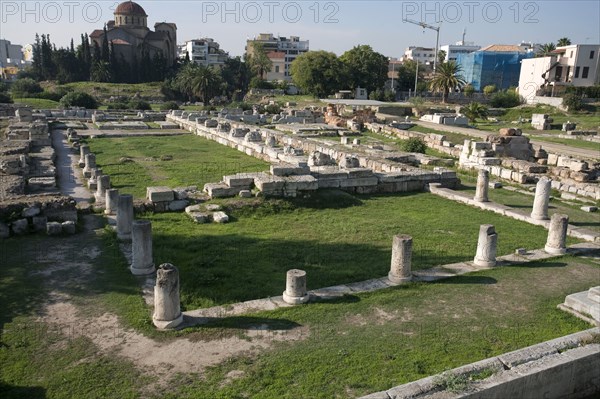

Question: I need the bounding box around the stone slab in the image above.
[147,186,174,202]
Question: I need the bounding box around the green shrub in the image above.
[11,78,42,96]
[159,101,179,111]
[0,93,13,103]
[562,93,583,111]
[128,100,151,110]
[483,85,497,96]
[400,137,427,153]
[106,102,130,110]
[463,84,475,97]
[60,92,99,109]
[0,81,8,93]
[264,104,281,114]
[249,77,275,89]
[489,90,522,108]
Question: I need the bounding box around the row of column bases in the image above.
[474,169,554,221]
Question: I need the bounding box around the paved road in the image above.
[51,129,92,204]
[414,120,599,160]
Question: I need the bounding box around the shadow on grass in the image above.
[570,221,600,228]
[183,315,301,331]
[505,204,532,209]
[506,261,568,269]
[435,275,497,285]
[0,382,46,399]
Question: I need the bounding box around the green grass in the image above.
[409,125,472,145]
[43,81,163,100]
[529,136,600,151]
[145,190,557,310]
[159,256,597,398]
[457,172,600,233]
[12,98,60,108]
[85,135,270,198]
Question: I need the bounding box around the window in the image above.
[275,66,279,73]
[125,16,128,24]
[590,51,595,59]
[582,67,589,79]
[570,51,573,58]
[575,66,580,78]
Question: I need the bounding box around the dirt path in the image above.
[51,129,92,204]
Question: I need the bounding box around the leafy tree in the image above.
[460,102,489,123]
[11,78,42,96]
[557,37,571,47]
[437,50,447,64]
[489,90,522,108]
[562,93,583,111]
[159,101,179,111]
[408,96,428,116]
[129,100,151,110]
[536,43,556,57]
[247,42,272,80]
[428,61,466,103]
[290,50,346,97]
[393,60,423,92]
[90,61,111,82]
[60,91,98,108]
[400,137,427,153]
[0,93,13,103]
[483,85,497,96]
[339,45,388,93]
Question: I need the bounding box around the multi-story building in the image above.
[518,44,600,101]
[456,44,535,91]
[178,38,229,68]
[403,46,436,65]
[440,42,481,62]
[0,39,27,80]
[245,34,309,81]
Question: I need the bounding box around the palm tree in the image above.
[90,60,111,82]
[176,63,200,101]
[557,37,571,47]
[536,43,556,57]
[248,43,272,80]
[428,61,466,103]
[460,102,489,124]
[191,65,221,106]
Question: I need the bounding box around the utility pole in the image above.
[403,18,441,73]
[414,60,419,96]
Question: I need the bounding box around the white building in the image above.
[440,42,480,62]
[246,34,309,81]
[518,44,600,101]
[403,46,436,65]
[0,39,25,67]
[178,38,229,68]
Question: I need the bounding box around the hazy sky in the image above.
[1,1,599,57]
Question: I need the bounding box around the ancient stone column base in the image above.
[544,245,567,255]
[387,272,412,285]
[531,214,550,221]
[474,197,489,203]
[153,313,183,330]
[473,259,496,268]
[282,291,309,305]
[104,209,115,215]
[117,233,132,241]
[131,264,156,276]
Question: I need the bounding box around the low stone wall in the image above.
[361,328,600,399]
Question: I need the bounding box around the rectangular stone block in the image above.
[283,175,318,191]
[147,186,175,202]
[224,173,256,188]
[203,183,239,198]
[345,168,374,178]
[340,177,379,187]
[317,179,342,188]
[270,164,310,176]
[254,174,286,191]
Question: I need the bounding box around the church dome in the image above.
[114,1,147,16]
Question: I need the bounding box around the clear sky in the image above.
[1,1,599,57]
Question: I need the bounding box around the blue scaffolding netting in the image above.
[456,51,534,91]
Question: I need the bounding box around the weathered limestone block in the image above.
[204,182,239,198]
[282,269,309,305]
[308,151,335,167]
[254,174,286,192]
[117,194,134,241]
[271,164,310,176]
[11,218,29,235]
[239,190,252,198]
[283,175,318,191]
[0,222,10,238]
[212,211,229,223]
[32,216,47,232]
[83,153,96,178]
[167,200,188,211]
[61,221,76,235]
[224,173,256,188]
[531,177,551,220]
[105,188,119,215]
[474,224,497,267]
[146,186,174,202]
[131,220,155,275]
[153,263,183,329]
[46,221,62,236]
[545,214,569,255]
[244,131,262,142]
[474,169,489,202]
[96,175,110,201]
[388,235,413,284]
[22,206,41,218]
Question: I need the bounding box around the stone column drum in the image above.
[105,188,119,215]
[282,269,309,305]
[78,145,90,167]
[88,168,102,190]
[83,153,96,178]
[131,220,155,275]
[96,175,110,202]
[545,214,569,255]
[474,224,497,267]
[531,178,551,220]
[153,263,183,329]
[116,194,133,240]
[474,169,489,202]
[388,234,413,284]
